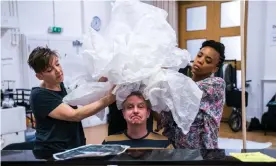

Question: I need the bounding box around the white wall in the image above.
[1,0,112,127]
[262,1,276,118]
[263,2,276,79]
[83,1,111,35]
[1,0,112,89]
[246,1,276,121]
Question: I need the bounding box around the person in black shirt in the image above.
[28,46,115,151]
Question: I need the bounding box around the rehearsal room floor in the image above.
[219,122,276,148]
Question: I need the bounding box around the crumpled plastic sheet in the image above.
[62,81,112,121]
[145,69,203,133]
[59,54,94,92]
[60,55,109,120]
[82,0,190,84]
[114,69,203,134]
[62,0,203,134]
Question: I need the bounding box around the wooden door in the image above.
[178,1,248,120]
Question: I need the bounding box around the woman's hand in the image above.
[106,85,116,104]
[106,93,116,105]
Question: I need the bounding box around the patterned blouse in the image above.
[158,77,226,149]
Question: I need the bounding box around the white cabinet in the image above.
[1,106,26,150]
[1,106,26,135]
[1,132,25,150]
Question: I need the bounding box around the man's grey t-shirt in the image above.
[30,83,85,151]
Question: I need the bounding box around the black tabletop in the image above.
[1,149,276,165]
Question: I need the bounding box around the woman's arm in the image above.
[48,93,115,122]
[197,77,226,122]
[48,84,116,122]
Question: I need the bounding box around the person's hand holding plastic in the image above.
[105,84,116,105]
[97,76,115,104]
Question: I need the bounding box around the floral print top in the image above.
[158,77,225,149]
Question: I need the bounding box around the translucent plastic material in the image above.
[114,69,203,133]
[63,0,203,134]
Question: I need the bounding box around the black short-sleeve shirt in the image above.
[30,83,85,151]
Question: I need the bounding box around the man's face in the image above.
[122,95,150,125]
[36,56,64,85]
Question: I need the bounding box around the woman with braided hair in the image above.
[157,40,226,149]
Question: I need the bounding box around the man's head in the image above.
[28,46,64,85]
[191,40,225,77]
[122,91,151,126]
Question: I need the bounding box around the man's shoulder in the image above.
[104,132,128,142]
[146,132,173,149]
[147,132,169,141]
